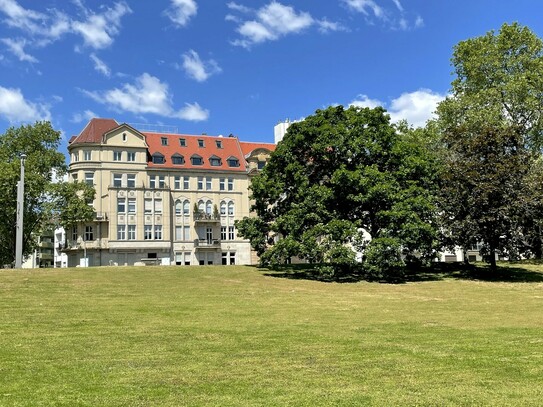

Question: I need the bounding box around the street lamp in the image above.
[15,154,26,268]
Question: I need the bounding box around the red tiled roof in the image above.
[70,118,119,144]
[145,132,247,172]
[239,141,276,157]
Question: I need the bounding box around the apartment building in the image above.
[65,118,275,267]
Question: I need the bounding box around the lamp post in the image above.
[15,154,26,268]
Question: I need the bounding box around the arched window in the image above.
[183,200,190,215]
[175,200,182,216]
[198,200,205,213]
[206,200,212,215]
[220,201,226,215]
[228,201,234,216]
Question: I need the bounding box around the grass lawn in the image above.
[1,264,542,406]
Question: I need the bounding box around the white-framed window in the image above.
[154,225,162,240]
[113,173,122,187]
[127,174,136,188]
[216,140,223,149]
[117,197,126,213]
[175,200,182,216]
[183,176,190,190]
[183,200,190,216]
[84,151,92,161]
[72,152,79,162]
[128,225,136,240]
[221,226,227,240]
[228,177,234,191]
[161,137,168,146]
[183,225,190,240]
[84,226,94,241]
[158,176,165,188]
[219,178,226,191]
[174,176,181,190]
[175,226,183,241]
[228,226,235,240]
[230,252,236,265]
[85,172,94,186]
[128,198,136,213]
[113,151,122,161]
[197,177,203,190]
[149,176,156,188]
[144,225,152,240]
[220,201,226,215]
[144,199,152,214]
[228,201,234,216]
[206,177,212,190]
[117,225,126,240]
[127,151,136,162]
[154,199,162,214]
[206,200,212,215]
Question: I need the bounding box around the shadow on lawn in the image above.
[260,262,543,284]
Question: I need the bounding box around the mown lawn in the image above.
[1,264,542,406]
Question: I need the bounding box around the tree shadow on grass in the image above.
[260,262,543,284]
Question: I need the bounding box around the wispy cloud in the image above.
[342,0,423,31]
[82,73,209,122]
[180,50,221,82]
[229,2,343,48]
[71,109,97,123]
[89,53,111,77]
[350,89,445,127]
[1,37,37,62]
[0,85,51,122]
[164,0,197,27]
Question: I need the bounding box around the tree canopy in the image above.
[237,106,440,280]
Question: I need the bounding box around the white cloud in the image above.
[72,2,132,49]
[164,0,197,27]
[392,0,404,12]
[317,19,348,33]
[342,0,422,31]
[83,73,209,122]
[0,85,51,123]
[181,50,221,82]
[350,89,445,127]
[1,37,37,62]
[230,2,325,48]
[71,109,96,123]
[90,53,110,77]
[227,2,251,13]
[343,0,384,18]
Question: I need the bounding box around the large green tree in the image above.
[437,23,543,268]
[237,106,440,280]
[0,121,93,266]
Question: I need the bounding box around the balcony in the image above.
[194,212,220,223]
[194,239,221,250]
[94,212,108,221]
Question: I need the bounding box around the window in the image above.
[227,157,240,167]
[179,138,186,147]
[154,199,162,214]
[154,225,162,240]
[215,140,223,149]
[113,151,122,161]
[128,198,136,213]
[221,226,227,240]
[210,156,221,166]
[206,177,212,190]
[206,201,212,215]
[258,161,266,170]
[117,225,126,240]
[198,139,204,147]
[183,176,189,190]
[113,173,122,187]
[85,172,94,186]
[175,201,182,216]
[197,177,203,190]
[191,155,203,165]
[84,226,94,241]
[117,197,126,213]
[72,226,77,244]
[72,152,79,162]
[228,177,234,191]
[127,174,136,188]
[144,199,152,214]
[220,201,226,215]
[183,225,190,240]
[122,132,127,142]
[158,175,165,188]
[175,226,183,241]
[127,152,136,162]
[222,252,228,265]
[128,225,136,240]
[84,151,92,160]
[219,178,225,191]
[152,154,165,164]
[161,137,168,146]
[183,200,190,215]
[174,176,181,190]
[72,173,78,182]
[228,226,235,240]
[149,176,156,189]
[144,225,152,240]
[228,202,234,216]
[172,154,184,165]
[230,252,236,265]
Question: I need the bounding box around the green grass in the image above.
[1,264,543,406]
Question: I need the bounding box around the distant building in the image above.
[22,228,55,268]
[274,119,297,144]
[64,118,275,267]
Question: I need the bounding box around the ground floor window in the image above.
[222,252,236,265]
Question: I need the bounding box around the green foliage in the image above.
[363,237,405,281]
[47,181,96,230]
[0,122,66,266]
[239,105,440,280]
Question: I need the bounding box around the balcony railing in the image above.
[194,212,220,222]
[194,239,221,249]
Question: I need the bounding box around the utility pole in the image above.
[15,154,26,268]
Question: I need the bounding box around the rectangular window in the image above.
[219,178,225,191]
[158,175,165,188]
[216,140,223,149]
[127,174,136,188]
[174,176,181,190]
[72,173,78,182]
[113,151,122,161]
[127,151,136,162]
[230,252,236,265]
[222,252,227,265]
[149,176,156,189]
[206,177,212,190]
[183,176,190,190]
[117,225,126,240]
[84,151,92,160]
[144,199,152,214]
[175,226,183,241]
[127,198,136,213]
[258,161,266,170]
[128,225,136,240]
[154,199,162,214]
[221,226,227,241]
[161,137,168,146]
[198,139,204,147]
[228,177,234,191]
[84,226,93,241]
[72,226,77,244]
[228,226,235,240]
[72,152,79,162]
[113,173,122,187]
[197,176,203,190]
[85,172,94,186]
[183,225,190,240]
[154,225,162,240]
[117,197,126,213]
[184,252,191,265]
[144,225,152,240]
[179,138,186,147]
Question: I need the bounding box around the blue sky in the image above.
[0,0,542,154]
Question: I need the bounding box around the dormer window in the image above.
[227,156,240,167]
[172,154,185,165]
[215,140,223,149]
[209,155,221,166]
[191,154,203,165]
[179,138,186,147]
[161,137,168,146]
[198,139,204,147]
[152,153,165,164]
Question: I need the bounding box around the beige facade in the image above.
[65,119,274,267]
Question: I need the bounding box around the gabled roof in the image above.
[70,118,118,144]
[239,141,276,157]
